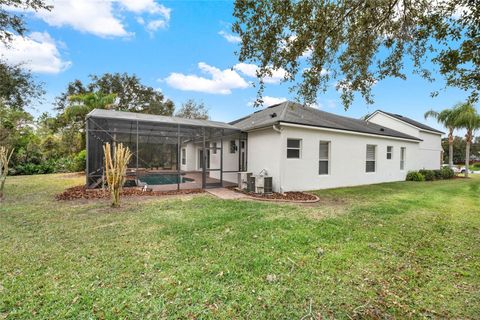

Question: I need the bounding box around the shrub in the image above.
[419,169,435,181]
[433,169,443,180]
[70,150,86,172]
[440,166,455,179]
[406,171,425,181]
[472,162,480,169]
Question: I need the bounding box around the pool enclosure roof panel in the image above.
[87,109,240,131]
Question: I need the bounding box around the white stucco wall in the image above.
[180,143,197,172]
[418,131,442,169]
[209,139,241,183]
[273,125,420,192]
[368,112,442,170]
[246,128,282,187]
[368,112,420,138]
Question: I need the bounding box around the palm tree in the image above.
[451,103,480,178]
[424,108,457,167]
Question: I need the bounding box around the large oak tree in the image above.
[233,0,479,108]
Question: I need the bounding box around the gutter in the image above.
[272,123,282,133]
[279,122,422,142]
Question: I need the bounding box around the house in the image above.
[86,101,443,192]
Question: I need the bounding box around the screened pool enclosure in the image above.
[86,109,246,191]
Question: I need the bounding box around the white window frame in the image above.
[400,147,406,170]
[386,146,393,160]
[366,144,376,173]
[181,148,186,165]
[286,138,302,159]
[319,141,330,175]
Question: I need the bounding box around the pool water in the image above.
[139,174,194,185]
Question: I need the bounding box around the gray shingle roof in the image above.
[375,110,444,134]
[231,101,422,141]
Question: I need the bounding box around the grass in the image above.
[1,173,479,319]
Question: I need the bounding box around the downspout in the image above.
[272,123,283,192]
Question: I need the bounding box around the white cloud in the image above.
[36,1,130,38]
[14,0,171,38]
[233,63,287,84]
[146,19,167,33]
[164,62,249,94]
[248,96,287,107]
[0,32,71,74]
[218,30,241,43]
[118,0,170,17]
[261,96,287,106]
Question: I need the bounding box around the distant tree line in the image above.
[0,71,208,175]
[442,137,480,164]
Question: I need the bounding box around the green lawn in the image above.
[1,174,479,319]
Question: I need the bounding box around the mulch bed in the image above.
[227,186,319,202]
[55,185,204,201]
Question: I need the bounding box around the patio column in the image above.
[202,127,206,189]
[177,124,180,191]
[220,130,224,187]
[136,120,139,175]
[85,118,89,187]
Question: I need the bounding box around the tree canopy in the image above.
[175,100,210,120]
[233,0,479,109]
[0,0,50,44]
[55,73,175,116]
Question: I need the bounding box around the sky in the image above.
[0,0,472,134]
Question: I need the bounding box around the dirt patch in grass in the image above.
[227,186,318,202]
[55,185,204,201]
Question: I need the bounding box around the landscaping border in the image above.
[229,187,320,203]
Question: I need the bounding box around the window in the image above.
[212,142,217,154]
[366,144,376,172]
[400,147,406,170]
[230,140,237,153]
[319,141,330,175]
[181,148,186,165]
[386,146,393,159]
[287,139,301,158]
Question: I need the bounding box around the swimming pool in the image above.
[138,173,194,185]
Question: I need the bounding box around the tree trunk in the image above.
[465,133,471,178]
[449,142,453,167]
[111,187,120,207]
[448,128,454,168]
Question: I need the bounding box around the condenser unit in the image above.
[238,172,251,190]
[249,175,273,194]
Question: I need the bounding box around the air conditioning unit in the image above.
[238,172,251,190]
[249,175,273,194]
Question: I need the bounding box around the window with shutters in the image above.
[400,147,406,170]
[366,144,376,173]
[319,141,330,175]
[386,146,393,159]
[287,139,301,159]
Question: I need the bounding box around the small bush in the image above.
[406,171,425,181]
[70,150,86,172]
[440,166,455,179]
[433,169,443,180]
[419,169,435,181]
[472,162,480,169]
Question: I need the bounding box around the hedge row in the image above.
[406,167,455,182]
